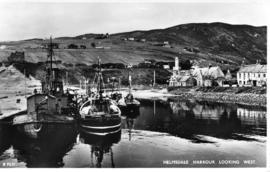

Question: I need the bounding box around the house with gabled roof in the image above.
[225,69,232,80]
[192,65,225,87]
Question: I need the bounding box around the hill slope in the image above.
[0,22,266,67]
[111,22,266,64]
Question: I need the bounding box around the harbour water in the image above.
[0,98,266,168]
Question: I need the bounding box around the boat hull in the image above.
[12,112,75,126]
[80,128,121,145]
[79,115,121,136]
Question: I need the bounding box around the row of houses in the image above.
[169,57,266,87]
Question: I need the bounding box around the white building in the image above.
[140,38,146,42]
[163,65,170,69]
[169,57,180,86]
[237,64,266,87]
[172,57,179,72]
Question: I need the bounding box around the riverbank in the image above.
[169,87,266,107]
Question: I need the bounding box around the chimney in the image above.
[241,57,245,66]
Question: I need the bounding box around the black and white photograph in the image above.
[0,0,268,168]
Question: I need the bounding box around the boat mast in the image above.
[128,70,131,94]
[49,37,53,75]
[118,77,121,92]
[24,68,26,97]
[153,70,156,87]
[45,36,54,93]
[97,57,103,99]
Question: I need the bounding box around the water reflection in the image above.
[0,124,12,157]
[122,111,140,141]
[136,99,266,143]
[0,98,267,168]
[79,130,121,167]
[12,124,77,167]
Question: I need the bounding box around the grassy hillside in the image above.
[0,39,177,65]
[0,22,266,86]
[0,22,266,67]
[112,22,267,64]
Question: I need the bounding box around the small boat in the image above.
[118,70,140,114]
[79,58,121,135]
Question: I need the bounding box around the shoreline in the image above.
[169,90,266,107]
[0,86,266,119]
[117,88,266,107]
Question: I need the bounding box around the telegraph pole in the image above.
[153,70,156,87]
[24,68,26,97]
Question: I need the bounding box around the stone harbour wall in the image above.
[170,88,266,107]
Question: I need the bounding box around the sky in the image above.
[0,0,269,41]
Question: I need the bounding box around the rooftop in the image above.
[238,64,266,73]
[192,66,225,78]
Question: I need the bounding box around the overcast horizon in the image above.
[0,2,268,41]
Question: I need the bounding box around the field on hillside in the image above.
[2,23,263,69]
[0,22,266,88]
[0,38,179,65]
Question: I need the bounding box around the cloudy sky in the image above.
[0,0,268,41]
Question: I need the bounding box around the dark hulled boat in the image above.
[118,70,140,114]
[79,58,121,136]
[12,37,78,125]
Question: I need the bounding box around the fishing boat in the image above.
[79,58,121,135]
[118,70,140,114]
[12,37,78,126]
[110,77,122,101]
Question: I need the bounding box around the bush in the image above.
[67,44,78,49]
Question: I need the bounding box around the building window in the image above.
[258,74,260,77]
[263,74,266,77]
